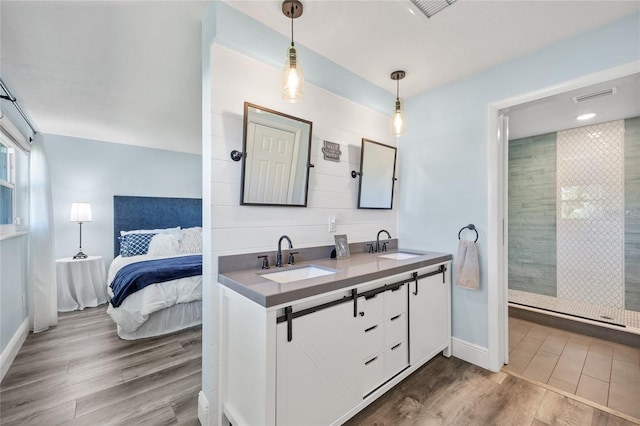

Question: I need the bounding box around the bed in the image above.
[106,195,203,340]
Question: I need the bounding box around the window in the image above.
[0,115,29,236]
[0,140,15,227]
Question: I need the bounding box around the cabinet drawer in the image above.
[362,322,384,360]
[384,312,407,346]
[362,353,385,396]
[358,293,384,327]
[384,340,408,379]
[383,284,407,318]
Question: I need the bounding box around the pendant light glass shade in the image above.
[281,45,304,103]
[390,98,406,137]
[390,70,406,137]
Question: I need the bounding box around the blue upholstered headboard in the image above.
[113,196,202,257]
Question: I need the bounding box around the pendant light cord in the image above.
[290,3,295,47]
[396,79,400,101]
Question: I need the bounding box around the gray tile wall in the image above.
[508,133,557,296]
[625,117,640,312]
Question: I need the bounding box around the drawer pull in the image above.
[391,284,403,292]
[390,314,401,321]
[364,324,378,333]
[391,343,402,351]
[352,289,358,318]
[365,356,378,366]
[364,293,378,300]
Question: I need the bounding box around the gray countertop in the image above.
[218,250,452,308]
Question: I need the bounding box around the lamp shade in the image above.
[281,46,304,102]
[390,98,406,137]
[70,202,92,223]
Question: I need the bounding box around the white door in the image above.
[276,301,361,426]
[409,268,449,365]
[245,122,298,204]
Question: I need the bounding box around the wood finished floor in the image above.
[3,308,637,426]
[0,305,201,425]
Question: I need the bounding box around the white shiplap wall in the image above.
[205,43,398,423]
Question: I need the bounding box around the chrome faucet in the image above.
[376,229,391,253]
[276,235,293,267]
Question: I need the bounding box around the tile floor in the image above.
[505,316,640,421]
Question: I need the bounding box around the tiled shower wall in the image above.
[626,117,640,311]
[556,120,625,308]
[509,117,640,313]
[508,133,557,296]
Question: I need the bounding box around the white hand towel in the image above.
[455,240,480,290]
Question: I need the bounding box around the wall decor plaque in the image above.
[322,140,342,162]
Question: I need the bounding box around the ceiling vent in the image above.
[572,87,617,104]
[409,0,456,19]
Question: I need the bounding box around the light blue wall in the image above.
[399,13,640,347]
[43,134,202,268]
[0,234,28,355]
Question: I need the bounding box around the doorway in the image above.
[487,62,640,371]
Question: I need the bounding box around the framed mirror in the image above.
[356,139,397,209]
[241,102,313,206]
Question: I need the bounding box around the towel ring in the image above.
[458,224,478,243]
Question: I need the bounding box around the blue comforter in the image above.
[109,255,202,308]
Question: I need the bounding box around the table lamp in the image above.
[70,202,92,259]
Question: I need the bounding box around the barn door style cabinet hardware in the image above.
[221,261,451,425]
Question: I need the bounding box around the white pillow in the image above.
[120,226,182,240]
[180,227,202,254]
[147,233,181,256]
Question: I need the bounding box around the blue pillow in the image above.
[119,233,155,257]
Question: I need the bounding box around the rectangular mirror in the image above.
[357,139,397,209]
[241,102,313,206]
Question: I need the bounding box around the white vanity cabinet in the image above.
[409,263,452,364]
[220,259,451,426]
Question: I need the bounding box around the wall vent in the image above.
[572,87,617,104]
[409,0,456,19]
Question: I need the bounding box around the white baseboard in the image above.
[198,390,210,426]
[0,317,29,382]
[451,337,489,369]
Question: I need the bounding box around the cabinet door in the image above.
[409,267,450,365]
[276,300,361,426]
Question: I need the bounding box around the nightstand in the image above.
[56,255,108,312]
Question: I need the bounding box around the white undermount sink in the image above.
[378,252,422,260]
[260,265,338,284]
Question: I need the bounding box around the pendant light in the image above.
[390,70,406,137]
[281,0,304,103]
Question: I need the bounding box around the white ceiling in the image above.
[508,73,640,140]
[1,1,638,154]
[1,1,210,154]
[227,0,639,97]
